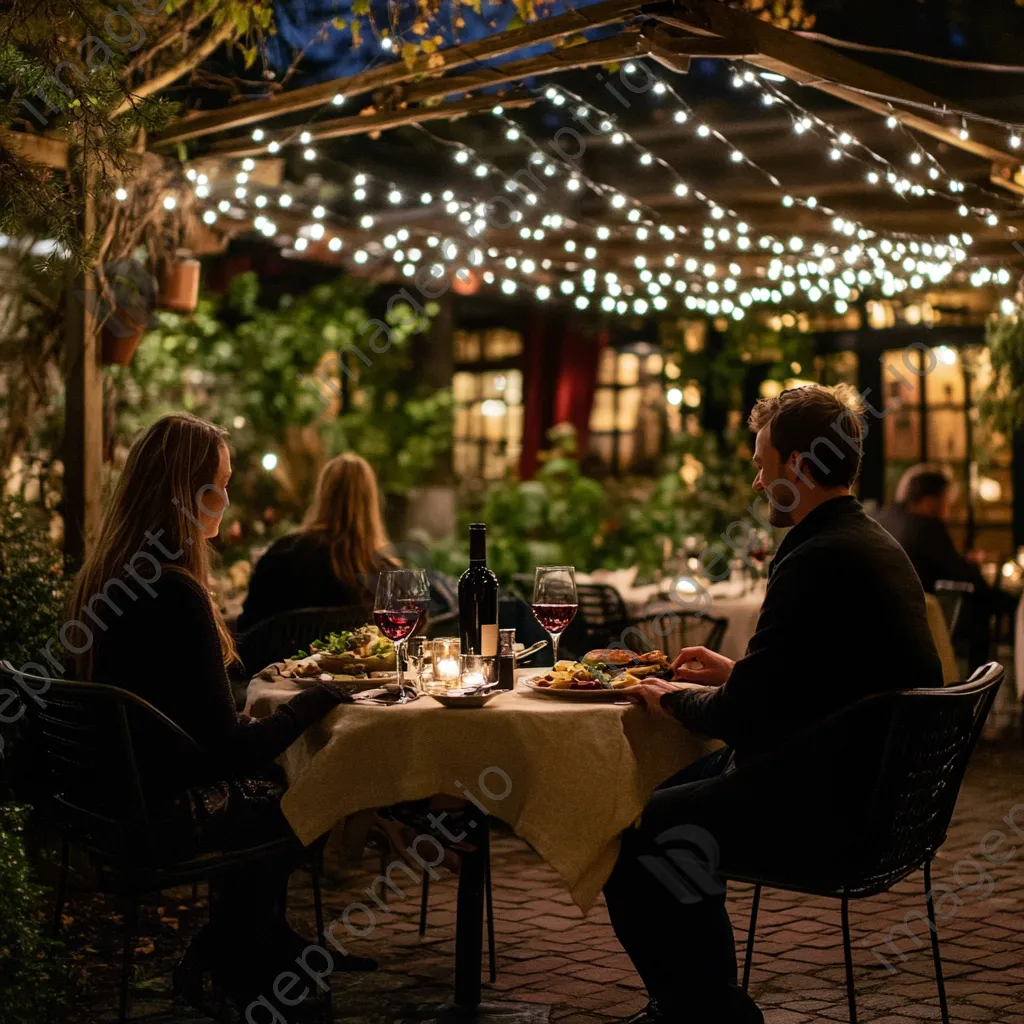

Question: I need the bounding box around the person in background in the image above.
[71,414,371,1016]
[605,385,942,1024]
[237,452,396,631]
[875,464,1016,665]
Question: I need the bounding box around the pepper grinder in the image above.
[498,629,516,690]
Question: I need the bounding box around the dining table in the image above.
[246,671,715,1021]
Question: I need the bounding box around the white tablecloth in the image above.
[246,675,714,912]
[608,576,765,661]
[1015,599,1024,700]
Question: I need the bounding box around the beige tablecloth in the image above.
[246,678,713,912]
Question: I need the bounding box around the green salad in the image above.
[295,625,393,660]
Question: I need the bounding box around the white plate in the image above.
[517,675,640,702]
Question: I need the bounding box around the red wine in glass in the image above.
[373,608,421,642]
[532,603,577,634]
[532,566,578,664]
[374,570,429,701]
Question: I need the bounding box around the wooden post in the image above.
[63,144,103,566]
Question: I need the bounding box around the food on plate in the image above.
[532,648,673,691]
[581,648,674,680]
[291,625,396,676]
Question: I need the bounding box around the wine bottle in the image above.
[459,523,499,656]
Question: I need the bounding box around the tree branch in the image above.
[111,19,235,118]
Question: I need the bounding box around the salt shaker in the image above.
[498,629,516,690]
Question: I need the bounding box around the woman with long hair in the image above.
[237,452,397,632]
[72,414,372,1015]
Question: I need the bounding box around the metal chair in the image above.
[237,604,371,675]
[0,662,332,1024]
[731,662,1003,1024]
[933,579,975,636]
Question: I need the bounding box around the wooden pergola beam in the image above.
[650,1,1024,189]
[0,128,68,170]
[404,33,647,103]
[150,0,646,146]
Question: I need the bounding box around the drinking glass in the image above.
[373,569,429,702]
[431,637,461,691]
[459,654,496,691]
[406,636,430,690]
[748,529,772,584]
[531,566,578,666]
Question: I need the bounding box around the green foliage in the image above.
[111,273,450,524]
[0,496,69,667]
[320,301,453,497]
[434,423,754,584]
[978,313,1024,434]
[1,0,273,266]
[0,804,65,1023]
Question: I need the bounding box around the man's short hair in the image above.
[748,383,865,488]
[895,464,951,505]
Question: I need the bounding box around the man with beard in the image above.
[604,384,943,1024]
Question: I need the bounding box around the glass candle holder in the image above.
[459,654,496,691]
[431,638,462,687]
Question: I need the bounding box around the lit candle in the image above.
[461,671,485,689]
[437,657,459,681]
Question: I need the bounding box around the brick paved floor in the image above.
[63,741,1024,1023]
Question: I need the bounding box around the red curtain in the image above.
[518,311,551,480]
[553,325,606,460]
[519,318,606,478]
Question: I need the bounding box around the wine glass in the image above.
[373,569,429,702]
[748,529,772,589]
[531,566,578,666]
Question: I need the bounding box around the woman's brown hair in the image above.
[300,452,394,592]
[69,413,237,676]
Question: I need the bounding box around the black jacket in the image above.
[874,504,988,596]
[93,569,347,799]
[664,496,943,762]
[237,532,460,634]
[237,533,372,633]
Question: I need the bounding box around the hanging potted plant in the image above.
[99,259,156,366]
[159,251,201,313]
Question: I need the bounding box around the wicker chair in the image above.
[730,662,1003,1024]
[236,604,370,675]
[0,662,332,1024]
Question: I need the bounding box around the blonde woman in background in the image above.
[237,452,397,631]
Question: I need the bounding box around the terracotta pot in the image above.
[159,257,201,313]
[101,306,147,365]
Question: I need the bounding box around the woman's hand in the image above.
[672,646,734,686]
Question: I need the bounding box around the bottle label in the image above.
[480,624,499,657]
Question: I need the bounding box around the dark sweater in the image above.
[664,496,943,762]
[92,568,348,799]
[236,532,460,634]
[874,504,989,596]
[237,533,371,633]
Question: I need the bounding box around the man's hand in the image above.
[672,646,735,686]
[630,679,705,718]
